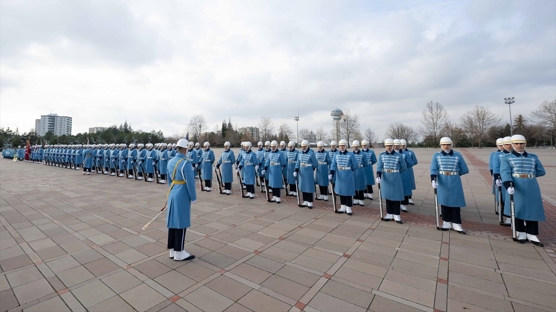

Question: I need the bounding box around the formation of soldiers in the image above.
[9,133,547,246]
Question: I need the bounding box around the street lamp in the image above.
[198,125,202,141]
[504,97,515,135]
[330,108,344,143]
[294,115,299,146]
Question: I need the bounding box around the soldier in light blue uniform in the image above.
[83,145,93,174]
[117,144,127,177]
[216,141,235,195]
[351,140,369,207]
[328,141,339,186]
[285,141,299,196]
[430,137,469,233]
[376,139,407,223]
[329,139,358,215]
[238,142,259,199]
[490,138,510,225]
[394,139,415,213]
[295,140,318,208]
[136,143,146,180]
[103,144,111,174]
[109,144,118,176]
[264,140,287,203]
[158,143,169,183]
[400,139,417,205]
[200,142,215,191]
[315,141,331,201]
[263,141,271,191]
[255,142,266,189]
[145,143,157,182]
[501,134,546,246]
[186,142,195,162]
[166,138,196,261]
[126,144,137,178]
[361,140,377,200]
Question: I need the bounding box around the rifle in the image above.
[378,181,384,220]
[132,161,138,180]
[215,166,224,194]
[434,178,442,230]
[154,162,160,184]
[143,204,166,230]
[509,182,517,242]
[236,170,247,197]
[498,182,504,225]
[198,166,204,190]
[294,174,300,206]
[330,181,337,213]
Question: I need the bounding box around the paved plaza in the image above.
[0,148,555,312]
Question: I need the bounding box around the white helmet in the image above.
[203,142,210,147]
[393,139,401,145]
[511,134,526,143]
[177,139,189,148]
[146,143,153,149]
[301,140,309,147]
[439,137,453,145]
[400,139,407,145]
[361,140,369,146]
[224,141,231,147]
[265,141,271,146]
[195,142,200,147]
[352,140,360,147]
[246,141,252,147]
[317,141,324,147]
[288,141,295,147]
[271,140,278,147]
[138,143,144,148]
[339,139,348,146]
[330,140,337,146]
[258,141,263,146]
[496,138,504,146]
[503,136,512,144]
[280,141,286,146]
[384,139,394,146]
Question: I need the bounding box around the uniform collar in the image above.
[503,150,511,153]
[385,150,396,155]
[441,150,454,156]
[339,150,348,155]
[353,150,360,154]
[330,148,337,152]
[512,150,528,157]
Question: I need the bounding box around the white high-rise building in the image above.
[36,113,72,136]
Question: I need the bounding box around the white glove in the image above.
[236,169,240,173]
[495,179,502,187]
[507,187,515,195]
[376,177,381,184]
[192,200,197,204]
[152,162,155,166]
[293,172,297,177]
[328,174,333,180]
[431,180,438,189]
[262,170,266,175]
[255,165,259,170]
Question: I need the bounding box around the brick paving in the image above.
[0,147,555,312]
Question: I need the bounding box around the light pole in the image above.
[504,97,515,135]
[331,108,344,143]
[294,116,299,146]
[198,125,201,142]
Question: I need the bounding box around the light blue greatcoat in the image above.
[200,148,215,180]
[119,148,128,171]
[265,150,287,188]
[399,149,415,197]
[103,149,110,168]
[75,148,83,165]
[137,149,147,173]
[285,148,299,185]
[330,151,358,196]
[361,148,377,186]
[328,148,339,184]
[403,148,417,190]
[159,149,169,175]
[195,148,203,166]
[94,148,102,168]
[169,148,177,159]
[127,148,137,170]
[377,151,407,201]
[217,149,235,183]
[491,150,509,202]
[255,148,265,177]
[296,150,318,193]
[501,151,546,221]
[83,148,93,169]
[263,149,271,180]
[352,150,368,191]
[314,149,331,186]
[186,149,195,162]
[145,148,157,174]
[166,153,197,229]
[110,148,118,169]
[239,150,258,185]
[489,149,500,194]
[430,150,469,208]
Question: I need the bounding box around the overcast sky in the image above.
[1,0,555,141]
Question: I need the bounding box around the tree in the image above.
[420,101,448,145]
[298,128,311,142]
[258,117,275,142]
[363,128,378,144]
[187,115,207,141]
[386,123,418,143]
[277,123,293,143]
[315,127,328,142]
[460,106,500,148]
[442,121,466,147]
[339,110,360,147]
[531,99,556,146]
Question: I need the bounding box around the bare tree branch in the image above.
[258,116,275,142]
[386,123,418,143]
[460,106,500,148]
[420,101,448,144]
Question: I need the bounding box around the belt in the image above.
[270,162,280,165]
[288,160,296,163]
[245,162,253,165]
[86,155,92,158]
[439,171,458,175]
[338,166,351,170]
[384,169,399,173]
[318,161,327,165]
[222,161,230,163]
[300,163,311,167]
[512,173,535,178]
[172,180,185,185]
